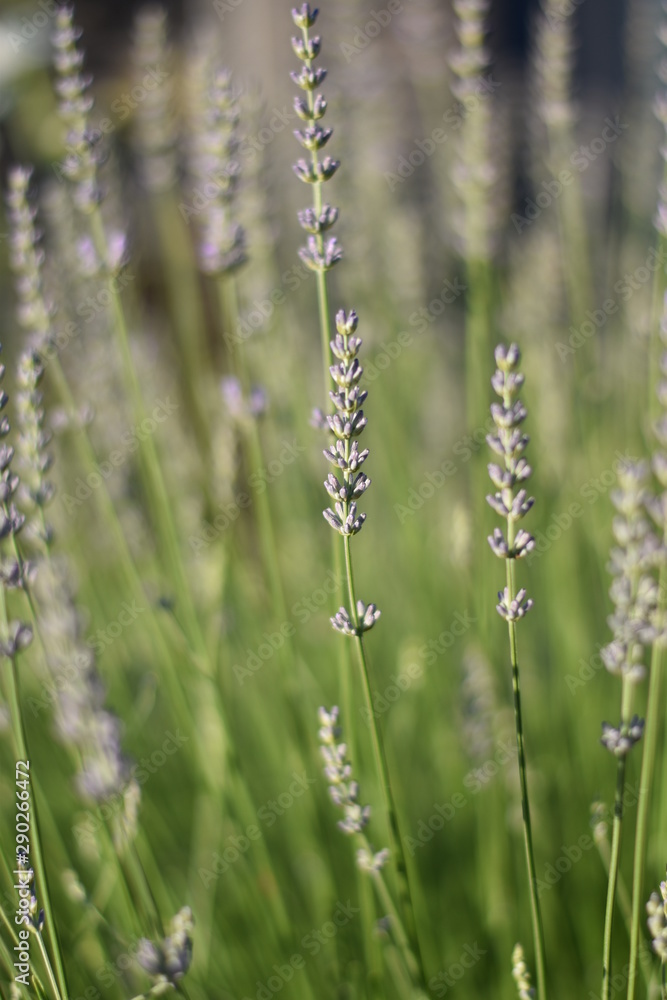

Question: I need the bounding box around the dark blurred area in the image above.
[0,0,629,92]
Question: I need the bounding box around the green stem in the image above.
[342,537,425,985]
[504,524,547,1000]
[3,649,69,1000]
[627,636,665,999]
[594,830,653,995]
[602,678,632,1000]
[368,850,422,988]
[88,207,206,659]
[34,930,63,1000]
[0,901,48,999]
[297,22,354,753]
[218,276,289,632]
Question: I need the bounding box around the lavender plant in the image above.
[512,943,535,1000]
[647,878,667,996]
[291,3,425,986]
[486,343,546,1000]
[627,293,667,1000]
[599,458,660,1000]
[318,706,425,987]
[0,338,68,1000]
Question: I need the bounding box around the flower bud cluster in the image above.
[486,344,535,622]
[291,4,342,274]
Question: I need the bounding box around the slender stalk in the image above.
[504,528,547,1000]
[34,930,63,1000]
[0,890,48,999]
[602,678,632,1000]
[341,535,424,981]
[218,276,289,632]
[369,852,422,987]
[594,827,653,994]
[487,344,546,998]
[2,646,69,1000]
[292,12,355,763]
[88,207,206,659]
[627,630,665,1000]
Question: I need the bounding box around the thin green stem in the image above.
[297,21,354,752]
[88,207,206,659]
[0,902,48,999]
[217,276,289,632]
[342,537,425,984]
[602,677,632,1000]
[627,628,664,1000]
[3,648,69,1000]
[594,830,653,995]
[504,519,547,1000]
[34,930,63,1000]
[369,856,422,987]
